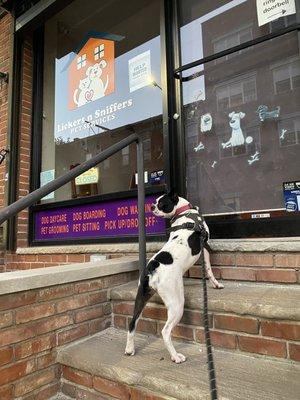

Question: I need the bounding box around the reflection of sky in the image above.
[54,36,162,142]
[181,0,248,105]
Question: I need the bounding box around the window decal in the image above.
[200,113,212,132]
[256,105,280,121]
[247,151,260,165]
[222,111,253,148]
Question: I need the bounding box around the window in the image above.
[213,26,253,62]
[94,44,104,60]
[121,146,129,166]
[40,0,163,203]
[269,14,297,32]
[279,117,300,147]
[144,138,151,161]
[216,75,257,110]
[273,58,300,94]
[182,23,300,216]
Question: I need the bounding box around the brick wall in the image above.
[0,12,12,210]
[61,365,167,400]
[3,253,92,271]
[189,251,300,284]
[2,250,300,285]
[0,269,138,399]
[113,300,300,362]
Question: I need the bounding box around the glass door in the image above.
[176,0,300,237]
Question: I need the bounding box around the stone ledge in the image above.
[16,242,164,255]
[0,256,139,295]
[16,238,300,255]
[211,238,300,252]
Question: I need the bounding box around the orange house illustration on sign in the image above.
[68,37,115,110]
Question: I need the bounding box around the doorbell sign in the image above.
[256,0,296,27]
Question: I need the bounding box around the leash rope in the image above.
[200,238,218,400]
[167,206,218,398]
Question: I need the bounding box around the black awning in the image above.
[0,0,42,17]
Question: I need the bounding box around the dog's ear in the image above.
[229,111,234,118]
[86,66,93,77]
[239,112,245,119]
[99,60,107,69]
[167,190,179,204]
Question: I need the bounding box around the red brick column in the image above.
[0,12,13,269]
[16,38,33,249]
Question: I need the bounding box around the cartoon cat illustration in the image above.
[73,77,94,107]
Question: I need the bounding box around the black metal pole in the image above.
[137,138,146,275]
[0,133,139,225]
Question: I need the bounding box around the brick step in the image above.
[111,279,300,361]
[189,252,300,284]
[57,327,300,400]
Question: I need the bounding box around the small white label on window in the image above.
[251,213,270,219]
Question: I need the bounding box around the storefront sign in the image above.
[55,34,161,143]
[75,168,99,185]
[256,0,296,27]
[34,195,165,241]
[283,181,300,212]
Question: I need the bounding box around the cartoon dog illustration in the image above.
[86,60,109,101]
[222,111,246,148]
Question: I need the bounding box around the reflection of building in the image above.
[185,0,300,216]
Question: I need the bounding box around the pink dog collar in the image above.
[174,204,192,217]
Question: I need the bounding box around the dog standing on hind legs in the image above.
[125,192,224,363]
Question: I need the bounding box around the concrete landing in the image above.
[111,279,300,320]
[57,327,300,400]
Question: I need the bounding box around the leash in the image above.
[167,206,219,398]
[200,236,218,400]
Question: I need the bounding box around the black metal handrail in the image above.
[0,131,147,273]
[175,23,300,82]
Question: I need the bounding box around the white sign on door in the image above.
[256,0,296,26]
[128,50,151,93]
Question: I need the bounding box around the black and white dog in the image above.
[125,192,224,363]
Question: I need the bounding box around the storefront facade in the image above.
[1,0,300,254]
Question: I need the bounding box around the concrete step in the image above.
[111,279,300,361]
[49,395,73,400]
[57,327,300,400]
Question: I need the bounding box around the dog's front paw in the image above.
[125,347,135,356]
[125,341,135,356]
[171,353,186,364]
[213,282,224,289]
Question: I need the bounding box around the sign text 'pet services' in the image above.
[34,195,165,241]
[55,33,161,143]
[256,0,296,26]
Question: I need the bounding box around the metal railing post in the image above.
[137,138,146,275]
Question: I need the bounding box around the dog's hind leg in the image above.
[159,278,186,363]
[203,248,224,289]
[125,275,153,356]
